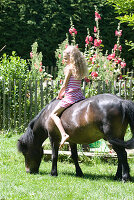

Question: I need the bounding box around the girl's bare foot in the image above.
[60,134,69,149]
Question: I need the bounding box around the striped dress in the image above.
[58,75,85,108]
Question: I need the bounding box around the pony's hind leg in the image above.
[69,142,84,177]
[112,145,131,182]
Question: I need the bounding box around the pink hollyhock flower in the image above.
[116,58,121,64]
[39,67,42,72]
[119,45,122,51]
[89,36,93,42]
[95,12,101,21]
[62,59,65,65]
[85,36,93,44]
[114,58,121,64]
[34,63,39,69]
[91,71,98,78]
[107,53,115,60]
[85,37,89,45]
[113,44,118,51]
[84,77,90,83]
[58,54,61,59]
[40,62,42,66]
[119,75,123,80]
[93,54,96,58]
[94,39,102,47]
[69,28,77,35]
[60,79,63,84]
[94,26,97,33]
[30,52,33,58]
[107,55,112,60]
[65,44,68,48]
[69,28,72,35]
[115,30,122,37]
[105,79,109,85]
[121,61,126,68]
[90,57,93,61]
[76,44,78,48]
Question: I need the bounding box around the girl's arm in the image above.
[57,69,72,99]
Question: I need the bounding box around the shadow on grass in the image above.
[39,171,50,176]
[39,169,134,182]
[60,171,114,181]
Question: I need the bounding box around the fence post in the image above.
[13,80,16,129]
[35,79,38,116]
[8,80,11,129]
[129,79,132,100]
[19,80,22,127]
[40,79,44,109]
[3,80,5,130]
[124,80,127,99]
[103,81,105,93]
[24,81,27,128]
[29,79,33,121]
[82,81,86,96]
[51,80,54,100]
[109,81,112,94]
[97,80,101,94]
[119,81,121,96]
[114,80,116,95]
[0,81,2,129]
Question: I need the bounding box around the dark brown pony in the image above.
[18,93,134,181]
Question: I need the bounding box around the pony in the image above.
[17,93,134,182]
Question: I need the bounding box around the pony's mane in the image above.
[29,98,56,129]
[18,98,56,152]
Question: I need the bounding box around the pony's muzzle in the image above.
[25,167,30,173]
[26,167,39,174]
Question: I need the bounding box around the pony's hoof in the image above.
[76,170,84,177]
[76,173,84,178]
[50,171,58,177]
[122,175,131,182]
[114,175,122,181]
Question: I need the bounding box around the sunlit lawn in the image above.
[0,134,134,200]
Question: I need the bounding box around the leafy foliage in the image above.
[107,0,134,52]
[107,0,134,26]
[0,45,52,130]
[0,0,133,68]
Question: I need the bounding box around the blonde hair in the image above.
[63,45,88,80]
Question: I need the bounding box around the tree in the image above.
[107,0,134,51]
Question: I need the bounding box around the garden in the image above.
[0,0,134,199]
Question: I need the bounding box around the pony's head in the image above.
[17,121,44,174]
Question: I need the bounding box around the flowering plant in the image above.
[84,6,126,84]
[30,42,52,80]
[55,6,127,97]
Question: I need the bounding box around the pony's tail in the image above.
[109,138,134,149]
[109,99,134,149]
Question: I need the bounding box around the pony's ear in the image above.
[17,139,28,154]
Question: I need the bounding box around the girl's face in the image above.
[63,52,70,64]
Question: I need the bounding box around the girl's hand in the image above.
[57,91,65,100]
[56,95,62,100]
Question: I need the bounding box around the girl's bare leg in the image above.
[50,105,69,148]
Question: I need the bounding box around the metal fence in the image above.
[0,78,134,131]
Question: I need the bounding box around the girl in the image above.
[51,45,88,148]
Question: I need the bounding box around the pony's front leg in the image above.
[69,142,84,177]
[50,140,59,176]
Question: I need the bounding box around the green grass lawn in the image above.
[0,134,134,200]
